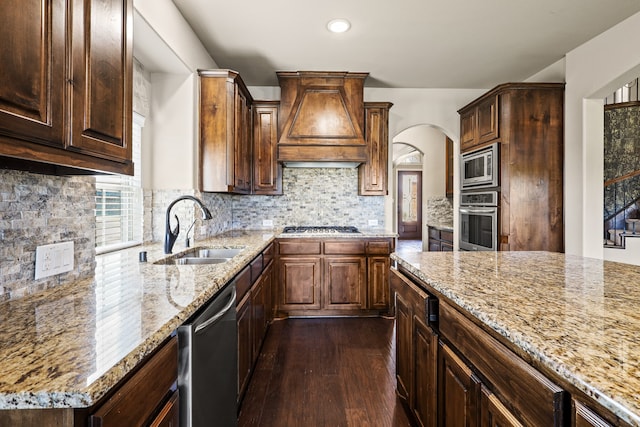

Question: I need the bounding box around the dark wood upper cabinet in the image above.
[0,0,66,148]
[276,71,368,163]
[459,94,499,152]
[445,136,453,198]
[359,102,392,195]
[459,83,565,252]
[68,0,132,163]
[252,101,282,195]
[199,69,253,193]
[0,0,133,175]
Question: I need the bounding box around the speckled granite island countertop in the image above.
[391,250,640,426]
[0,230,275,410]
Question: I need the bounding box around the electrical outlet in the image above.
[35,241,74,280]
[262,219,274,227]
[368,219,379,226]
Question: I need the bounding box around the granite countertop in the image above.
[276,229,398,239]
[0,230,275,410]
[426,223,453,232]
[391,250,640,426]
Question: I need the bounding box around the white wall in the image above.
[393,125,446,198]
[564,11,640,257]
[134,0,217,190]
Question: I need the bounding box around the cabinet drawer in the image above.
[439,302,565,426]
[89,337,178,427]
[263,242,274,266]
[366,240,392,255]
[235,266,252,303]
[250,254,263,283]
[428,227,440,240]
[440,230,453,243]
[278,240,321,255]
[149,389,179,427]
[324,241,365,255]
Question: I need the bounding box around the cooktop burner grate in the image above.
[282,226,360,234]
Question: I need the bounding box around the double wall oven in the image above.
[460,143,499,251]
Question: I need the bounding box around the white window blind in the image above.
[95,113,144,253]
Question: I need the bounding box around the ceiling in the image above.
[171,0,640,89]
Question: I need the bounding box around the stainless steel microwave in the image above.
[461,143,498,189]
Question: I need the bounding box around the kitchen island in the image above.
[391,250,640,426]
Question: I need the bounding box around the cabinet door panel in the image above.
[252,275,267,357]
[0,0,65,147]
[324,256,366,309]
[439,343,480,427]
[481,386,523,427]
[368,256,390,310]
[253,102,281,194]
[573,400,613,427]
[149,390,179,427]
[69,0,132,163]
[279,257,321,309]
[394,291,412,402]
[440,302,565,427]
[477,95,499,144]
[234,88,251,192]
[460,110,476,151]
[414,317,437,427]
[89,337,177,426]
[359,103,391,195]
[237,294,252,400]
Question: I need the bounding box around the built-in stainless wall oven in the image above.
[459,190,498,251]
[461,143,498,189]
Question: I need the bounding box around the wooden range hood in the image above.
[277,71,368,165]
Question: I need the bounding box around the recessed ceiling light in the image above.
[327,18,351,33]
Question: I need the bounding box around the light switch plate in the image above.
[35,241,74,280]
[368,219,379,226]
[262,219,274,227]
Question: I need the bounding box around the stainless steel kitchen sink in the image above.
[154,246,246,265]
[174,257,231,265]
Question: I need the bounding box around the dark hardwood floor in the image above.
[238,317,412,427]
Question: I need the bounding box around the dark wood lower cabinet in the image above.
[238,246,275,404]
[237,290,253,401]
[88,337,178,426]
[276,238,394,317]
[391,266,582,427]
[480,387,523,427]
[573,400,614,427]
[279,256,322,310]
[391,268,437,427]
[414,318,438,427]
[438,342,480,427]
[149,390,179,427]
[368,256,391,311]
[394,288,412,402]
[323,256,366,309]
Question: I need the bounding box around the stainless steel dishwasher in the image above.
[178,283,238,427]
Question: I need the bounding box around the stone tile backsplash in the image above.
[231,168,385,229]
[0,170,96,301]
[425,196,454,227]
[1,167,383,302]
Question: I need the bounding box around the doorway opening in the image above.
[397,171,422,240]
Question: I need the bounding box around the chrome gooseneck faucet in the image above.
[164,195,213,254]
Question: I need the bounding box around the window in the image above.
[95,112,144,253]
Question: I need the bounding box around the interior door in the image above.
[398,171,422,240]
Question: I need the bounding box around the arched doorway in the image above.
[392,124,454,251]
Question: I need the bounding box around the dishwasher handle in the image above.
[194,287,236,335]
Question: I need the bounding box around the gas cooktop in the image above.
[282,226,360,234]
